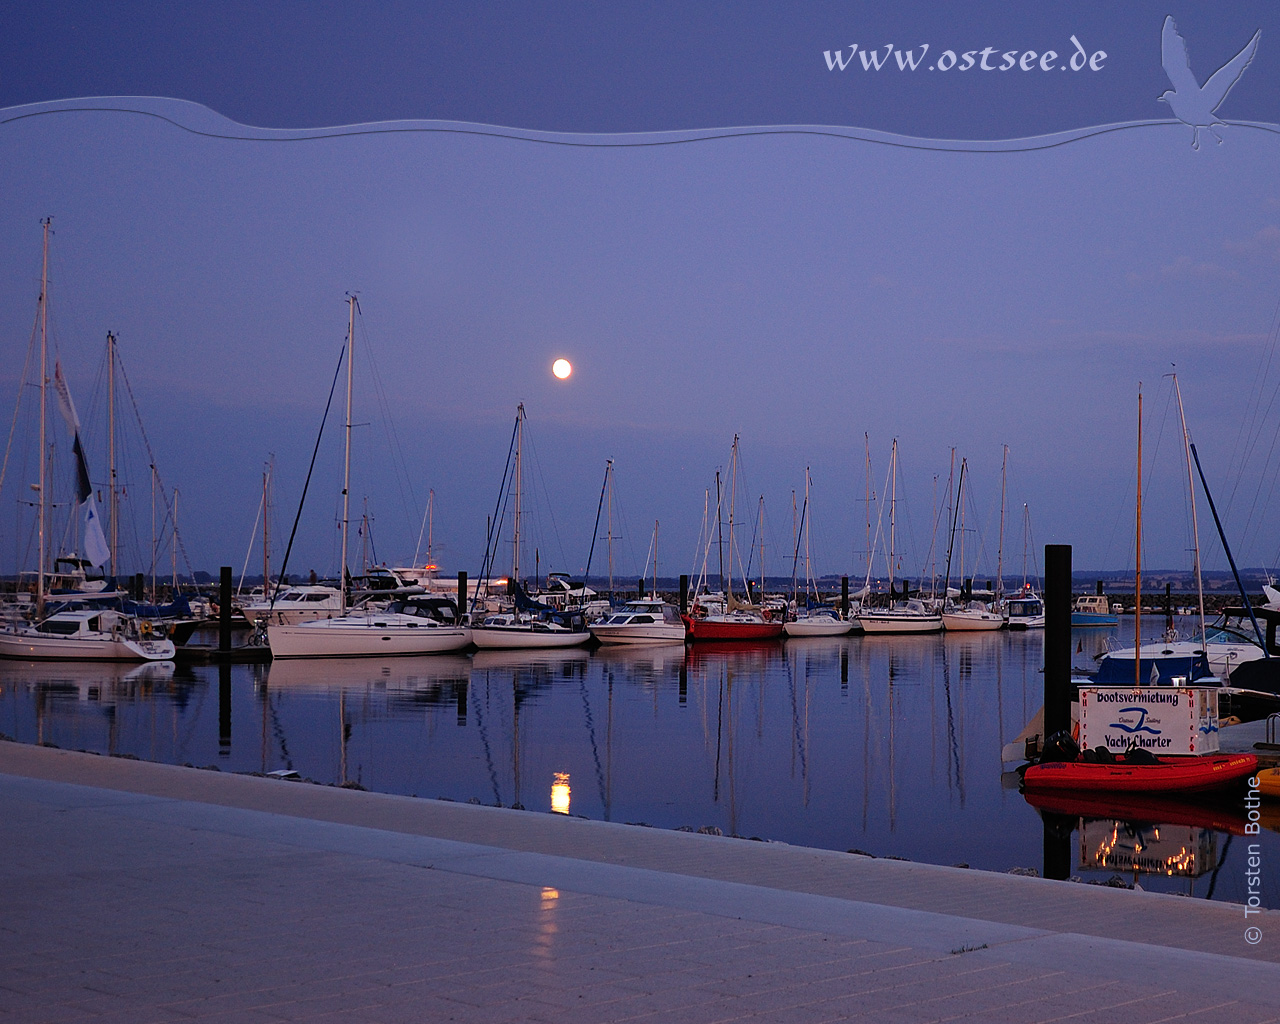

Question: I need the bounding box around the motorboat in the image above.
[589,599,686,644]
[1095,618,1265,682]
[1005,589,1045,630]
[0,607,175,662]
[239,584,344,625]
[1071,594,1118,627]
[267,596,471,658]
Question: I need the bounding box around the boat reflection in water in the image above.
[0,625,1274,908]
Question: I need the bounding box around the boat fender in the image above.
[140,620,152,638]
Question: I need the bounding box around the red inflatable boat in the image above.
[1022,753,1258,794]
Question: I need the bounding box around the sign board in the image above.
[1078,687,1219,755]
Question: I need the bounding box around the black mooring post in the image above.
[638,577,645,600]
[841,576,850,618]
[679,574,689,614]
[1044,545,1072,740]
[218,566,233,654]
[457,572,468,622]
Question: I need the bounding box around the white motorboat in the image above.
[267,596,471,658]
[784,606,854,637]
[0,608,175,662]
[240,584,344,625]
[1004,588,1045,630]
[589,599,687,644]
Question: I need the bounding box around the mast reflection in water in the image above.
[0,625,1273,908]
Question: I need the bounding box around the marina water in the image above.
[2,621,1274,908]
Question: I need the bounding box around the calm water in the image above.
[2,621,1275,908]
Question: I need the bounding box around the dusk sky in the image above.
[3,3,1280,587]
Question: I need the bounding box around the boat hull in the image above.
[941,612,1004,632]
[0,629,175,662]
[268,621,472,658]
[589,624,686,644]
[783,618,853,637]
[1071,613,1118,628]
[470,627,591,649]
[682,616,784,642]
[1022,753,1258,793]
[857,613,943,635]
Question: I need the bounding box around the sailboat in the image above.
[939,454,1004,632]
[683,436,785,641]
[469,405,591,649]
[266,297,471,658]
[784,468,852,637]
[0,222,174,662]
[857,440,942,634]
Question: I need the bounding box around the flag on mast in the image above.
[53,361,111,568]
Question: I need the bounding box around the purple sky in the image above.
[3,5,1280,585]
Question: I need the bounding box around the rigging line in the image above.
[0,305,40,505]
[273,342,347,606]
[113,349,196,577]
[357,313,422,547]
[476,413,520,598]
[1226,292,1280,509]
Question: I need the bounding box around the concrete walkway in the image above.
[1,741,1277,1023]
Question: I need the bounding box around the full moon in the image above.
[552,358,573,379]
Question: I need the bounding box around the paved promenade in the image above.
[1,740,1277,1023]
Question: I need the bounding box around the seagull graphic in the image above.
[1159,16,1261,149]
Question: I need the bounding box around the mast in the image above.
[340,294,356,614]
[427,489,434,568]
[758,493,765,603]
[606,459,614,598]
[652,520,658,597]
[172,488,179,593]
[798,471,808,599]
[513,403,524,581]
[1135,385,1143,689]
[107,331,118,575]
[262,459,272,597]
[151,463,157,600]
[864,434,872,580]
[1171,375,1207,647]
[888,439,897,592]
[37,219,49,618]
[715,470,724,595]
[727,435,738,602]
[997,445,1008,602]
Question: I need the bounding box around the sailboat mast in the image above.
[107,331,118,575]
[803,469,812,598]
[1172,375,1207,646]
[715,470,724,595]
[888,439,897,592]
[607,459,614,597]
[262,459,272,596]
[1135,385,1143,689]
[727,436,738,601]
[37,219,49,617]
[864,434,872,580]
[652,520,658,597]
[513,403,524,581]
[341,294,356,614]
[997,445,1008,601]
[172,488,179,592]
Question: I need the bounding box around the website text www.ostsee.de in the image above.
[823,36,1106,73]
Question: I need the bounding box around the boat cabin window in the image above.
[304,593,331,602]
[629,615,654,624]
[37,620,82,635]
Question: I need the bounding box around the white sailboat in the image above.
[784,468,853,637]
[267,297,471,657]
[470,405,591,650]
[0,222,172,662]
[939,453,1004,632]
[858,440,942,634]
